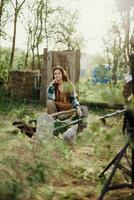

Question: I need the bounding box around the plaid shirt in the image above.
[47,82,80,108]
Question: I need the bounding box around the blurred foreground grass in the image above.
[0,82,129,200]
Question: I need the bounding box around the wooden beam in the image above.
[51,109,76,117]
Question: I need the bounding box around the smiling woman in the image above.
[47,66,83,119]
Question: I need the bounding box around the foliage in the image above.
[1,0,82,70]
[54,7,84,50]
[90,54,107,67]
[103,1,134,84]
[0,47,29,81]
[0,0,11,39]
[0,134,46,199]
[0,124,73,200]
[13,49,27,70]
[100,83,125,104]
[0,47,10,81]
[0,81,131,199]
[92,64,111,84]
[79,80,125,104]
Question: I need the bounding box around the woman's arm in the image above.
[69,84,83,117]
[70,93,80,108]
[47,83,56,100]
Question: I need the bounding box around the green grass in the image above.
[79,80,125,105]
[0,83,130,200]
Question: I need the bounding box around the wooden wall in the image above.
[8,70,41,101]
[40,49,80,104]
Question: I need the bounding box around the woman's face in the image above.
[53,69,63,81]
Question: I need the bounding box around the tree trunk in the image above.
[31,47,35,70]
[9,0,26,69]
[0,0,4,37]
[44,0,48,48]
[10,10,17,69]
[125,9,130,59]
[112,57,118,85]
[36,45,41,70]
[36,1,43,70]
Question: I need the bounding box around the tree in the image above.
[23,0,81,69]
[23,0,56,69]
[103,22,126,84]
[114,0,134,59]
[54,8,83,50]
[9,0,26,69]
[0,0,10,38]
[0,0,5,37]
[0,47,10,81]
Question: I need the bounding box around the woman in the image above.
[47,66,82,118]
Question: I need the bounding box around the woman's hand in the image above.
[51,79,60,85]
[76,106,83,118]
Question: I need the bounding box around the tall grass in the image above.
[79,80,125,104]
[0,129,73,200]
[0,82,128,199]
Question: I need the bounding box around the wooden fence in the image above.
[8,49,80,103]
[8,70,41,101]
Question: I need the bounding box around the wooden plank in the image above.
[80,100,124,110]
[51,108,76,117]
[99,109,126,120]
[99,108,126,125]
[47,51,53,85]
[40,48,47,104]
[40,49,80,104]
[75,50,80,84]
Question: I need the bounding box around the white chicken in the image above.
[63,124,78,145]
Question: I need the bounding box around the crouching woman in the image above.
[47,66,82,119]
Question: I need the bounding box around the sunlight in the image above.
[1,0,118,55]
[77,0,117,54]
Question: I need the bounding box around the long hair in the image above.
[53,66,74,95]
[53,66,70,82]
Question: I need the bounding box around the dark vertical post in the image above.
[132,149,134,184]
[129,54,134,94]
[75,49,80,96]
[75,49,80,83]
[40,48,47,105]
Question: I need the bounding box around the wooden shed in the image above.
[7,49,80,103]
[40,49,80,104]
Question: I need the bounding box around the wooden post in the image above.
[47,51,53,85]
[40,48,47,104]
[75,50,80,83]
[75,50,80,96]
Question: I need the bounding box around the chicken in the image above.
[63,124,78,146]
